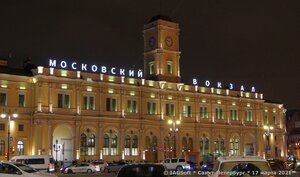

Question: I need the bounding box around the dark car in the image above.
[200,163,214,171]
[104,161,128,173]
[187,161,198,170]
[116,164,168,177]
[267,159,286,170]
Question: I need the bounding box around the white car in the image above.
[63,163,96,174]
[0,161,57,177]
[208,156,273,177]
[161,158,190,171]
[91,160,108,172]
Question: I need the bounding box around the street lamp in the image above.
[1,111,18,160]
[168,119,180,158]
[263,125,274,158]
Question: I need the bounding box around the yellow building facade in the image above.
[0,16,287,162]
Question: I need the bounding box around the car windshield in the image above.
[14,163,38,173]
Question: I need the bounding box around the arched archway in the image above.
[53,124,73,161]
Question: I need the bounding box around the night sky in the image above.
[0,0,299,109]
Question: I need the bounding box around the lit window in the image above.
[125,135,131,156]
[215,108,224,119]
[166,103,175,116]
[245,110,253,121]
[149,62,155,75]
[132,135,138,156]
[127,100,138,113]
[58,93,70,109]
[230,109,238,120]
[147,101,157,115]
[230,137,240,156]
[17,141,24,155]
[103,134,109,155]
[83,96,95,110]
[200,106,208,118]
[183,104,192,117]
[167,61,173,74]
[200,136,209,156]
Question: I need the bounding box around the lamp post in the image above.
[263,125,274,158]
[1,111,18,160]
[168,119,180,158]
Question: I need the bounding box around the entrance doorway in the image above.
[53,125,74,161]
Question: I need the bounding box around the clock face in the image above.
[165,36,173,47]
[149,37,155,47]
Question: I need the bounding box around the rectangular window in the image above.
[166,103,175,116]
[215,108,224,119]
[167,61,173,74]
[147,102,157,115]
[106,98,117,112]
[230,109,238,120]
[127,100,138,113]
[58,93,70,109]
[200,106,208,118]
[245,110,253,121]
[18,94,25,107]
[18,124,24,132]
[0,123,5,131]
[83,96,95,110]
[183,105,192,117]
[0,93,6,106]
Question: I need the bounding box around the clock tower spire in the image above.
[143,15,181,83]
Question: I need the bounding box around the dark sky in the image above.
[0,0,299,109]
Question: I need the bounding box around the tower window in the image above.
[149,62,155,75]
[167,61,173,74]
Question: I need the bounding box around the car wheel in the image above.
[67,169,73,174]
[105,168,110,173]
[176,166,183,171]
[87,169,93,174]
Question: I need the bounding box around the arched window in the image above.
[111,134,118,155]
[214,138,225,156]
[17,141,24,155]
[132,135,138,156]
[80,133,87,156]
[87,134,95,156]
[125,135,131,156]
[0,140,5,155]
[230,137,240,156]
[103,134,109,155]
[200,136,209,156]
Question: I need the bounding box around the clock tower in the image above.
[143,15,181,83]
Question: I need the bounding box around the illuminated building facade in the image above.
[0,15,287,162]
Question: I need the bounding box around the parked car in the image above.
[62,163,95,174]
[0,161,57,177]
[186,161,198,171]
[116,164,169,177]
[10,155,55,172]
[103,161,128,173]
[91,160,108,172]
[208,156,273,177]
[267,159,286,170]
[200,163,214,171]
[161,158,190,171]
